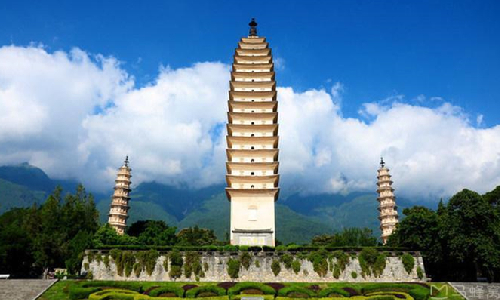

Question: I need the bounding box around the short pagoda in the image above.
[108,156,132,235]
[377,158,399,244]
[226,19,279,246]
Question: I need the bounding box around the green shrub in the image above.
[239,246,249,251]
[366,297,395,300]
[204,262,209,272]
[359,248,386,277]
[232,295,274,300]
[417,266,424,279]
[278,287,316,298]
[318,287,350,297]
[69,287,100,300]
[163,256,169,272]
[186,285,226,298]
[149,286,184,297]
[263,246,275,251]
[169,249,183,278]
[88,251,95,263]
[227,258,241,279]
[275,245,287,252]
[133,262,142,277]
[95,254,102,265]
[184,251,202,278]
[223,245,238,251]
[255,259,261,268]
[307,248,329,277]
[88,289,138,300]
[401,253,415,274]
[291,259,301,274]
[331,250,349,277]
[351,271,358,278]
[122,252,136,277]
[84,262,89,270]
[271,259,281,276]
[103,255,110,268]
[280,253,293,269]
[81,281,143,292]
[240,252,252,270]
[228,283,276,296]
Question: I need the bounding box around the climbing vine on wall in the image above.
[227,258,241,279]
[358,248,386,278]
[401,253,415,274]
[307,248,329,277]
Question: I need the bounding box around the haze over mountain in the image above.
[0,163,425,244]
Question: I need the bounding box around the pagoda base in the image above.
[232,228,274,246]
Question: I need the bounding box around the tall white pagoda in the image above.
[226,19,280,246]
[377,158,399,244]
[108,156,132,235]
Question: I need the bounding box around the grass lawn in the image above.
[38,281,466,300]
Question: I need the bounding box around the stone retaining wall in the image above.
[82,250,426,282]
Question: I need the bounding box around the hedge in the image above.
[81,281,143,292]
[360,284,429,300]
[317,287,350,297]
[149,286,185,297]
[277,287,317,298]
[185,285,227,298]
[88,289,139,300]
[69,287,100,300]
[232,295,275,300]
[228,283,276,296]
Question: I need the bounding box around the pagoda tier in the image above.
[377,158,399,245]
[108,157,132,235]
[226,19,279,246]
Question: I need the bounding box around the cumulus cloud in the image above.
[1,45,500,200]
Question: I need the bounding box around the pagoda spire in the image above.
[249,18,258,36]
[226,21,279,246]
[108,156,132,235]
[377,158,398,244]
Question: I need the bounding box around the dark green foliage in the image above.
[359,248,386,277]
[135,249,159,275]
[352,271,358,278]
[169,249,183,278]
[271,259,281,276]
[312,227,377,247]
[291,259,301,274]
[331,250,349,278]
[184,251,202,278]
[228,282,276,296]
[278,286,317,298]
[103,255,110,268]
[366,297,395,300]
[417,266,424,279]
[318,287,350,297]
[177,225,217,246]
[128,220,178,246]
[0,185,99,276]
[68,287,100,300]
[280,253,293,269]
[92,223,137,247]
[122,251,135,277]
[240,252,252,270]
[401,253,414,274]
[227,258,241,278]
[390,187,500,282]
[223,245,238,252]
[186,285,226,298]
[149,286,184,297]
[307,248,329,277]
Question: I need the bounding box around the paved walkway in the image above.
[449,282,500,300]
[0,279,57,300]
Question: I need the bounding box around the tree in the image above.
[176,225,217,246]
[128,220,177,246]
[441,189,500,281]
[312,227,377,247]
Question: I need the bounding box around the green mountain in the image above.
[0,163,425,244]
[0,178,46,213]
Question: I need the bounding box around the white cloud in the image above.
[1,45,500,200]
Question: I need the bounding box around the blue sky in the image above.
[1,1,500,198]
[2,0,499,124]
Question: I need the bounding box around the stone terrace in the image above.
[0,279,57,300]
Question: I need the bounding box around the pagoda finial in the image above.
[124,155,129,168]
[380,157,385,168]
[249,18,258,36]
